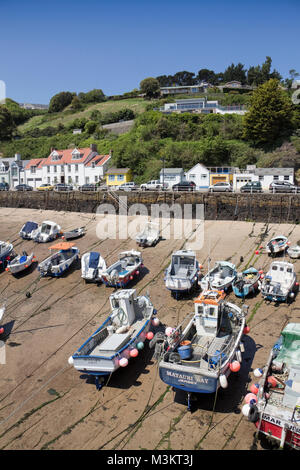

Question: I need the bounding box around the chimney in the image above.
[109,149,113,157]
[90,144,97,153]
[15,153,21,161]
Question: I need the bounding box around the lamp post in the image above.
[161,156,165,190]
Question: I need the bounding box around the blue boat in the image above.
[232,267,260,298]
[38,242,79,277]
[69,289,156,389]
[156,289,247,410]
[101,250,143,288]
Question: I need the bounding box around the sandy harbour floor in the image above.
[0,207,299,451]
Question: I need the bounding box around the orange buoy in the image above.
[146,331,154,340]
[243,326,250,335]
[230,361,241,372]
[250,383,259,394]
[244,393,258,404]
[267,376,278,387]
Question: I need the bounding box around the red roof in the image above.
[25,158,44,169]
[85,154,111,167]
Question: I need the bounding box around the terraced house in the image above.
[24,145,111,188]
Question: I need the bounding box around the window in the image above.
[53,166,57,173]
[109,175,115,181]
[94,176,98,182]
[72,150,82,160]
[259,176,263,181]
[75,176,79,183]
[274,175,279,180]
[31,166,36,174]
[68,176,72,183]
[47,177,50,183]
[284,175,289,181]
[54,177,57,183]
[117,174,124,181]
[68,165,71,172]
[85,177,89,184]
[75,164,78,172]
[47,166,50,173]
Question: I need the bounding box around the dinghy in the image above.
[156,289,247,410]
[81,252,106,283]
[136,222,160,247]
[62,227,86,240]
[6,251,35,275]
[287,245,300,259]
[200,261,237,292]
[266,235,289,257]
[69,289,156,390]
[38,242,79,277]
[0,241,14,269]
[101,250,143,288]
[259,261,298,303]
[19,221,39,240]
[34,221,61,243]
[243,323,300,450]
[233,267,260,298]
[164,250,199,298]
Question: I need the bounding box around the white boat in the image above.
[6,251,35,275]
[136,222,160,247]
[266,235,289,257]
[38,242,79,277]
[259,261,297,303]
[200,261,237,292]
[232,267,260,298]
[101,250,143,287]
[164,250,199,298]
[156,289,247,411]
[19,221,39,240]
[62,227,86,240]
[81,252,107,283]
[0,303,5,335]
[69,289,156,389]
[244,323,300,450]
[33,221,61,243]
[0,241,14,269]
[287,245,300,259]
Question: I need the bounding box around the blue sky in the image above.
[1,0,299,104]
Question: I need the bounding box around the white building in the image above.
[233,166,294,191]
[160,168,185,188]
[24,146,111,188]
[0,154,29,188]
[185,163,210,189]
[159,97,247,115]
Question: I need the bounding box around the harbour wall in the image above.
[0,191,299,224]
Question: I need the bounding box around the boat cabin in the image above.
[110,289,137,327]
[194,290,226,337]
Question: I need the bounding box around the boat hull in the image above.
[159,363,219,394]
[256,413,300,449]
[7,254,34,274]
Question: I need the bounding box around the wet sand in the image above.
[0,207,299,451]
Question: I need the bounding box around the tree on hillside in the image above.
[223,63,247,84]
[247,57,282,86]
[48,91,75,113]
[78,89,106,104]
[197,69,218,84]
[172,71,196,86]
[243,79,293,146]
[140,77,160,99]
[0,105,16,140]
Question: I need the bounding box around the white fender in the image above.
[236,349,242,363]
[219,374,228,389]
[242,404,250,417]
[68,356,74,365]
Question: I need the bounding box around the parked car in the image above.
[36,183,54,191]
[172,181,196,192]
[140,180,167,191]
[209,182,233,192]
[0,182,9,191]
[269,181,300,193]
[240,181,262,193]
[79,184,98,192]
[117,182,138,191]
[54,183,73,192]
[15,184,33,191]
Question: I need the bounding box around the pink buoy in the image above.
[119,357,128,367]
[136,270,139,275]
[250,383,259,394]
[255,251,259,255]
[244,393,258,404]
[146,331,154,340]
[259,270,264,274]
[130,275,133,280]
[267,376,278,387]
[152,317,160,327]
[0,327,4,335]
[229,361,241,372]
[260,274,264,279]
[243,325,250,335]
[130,348,138,358]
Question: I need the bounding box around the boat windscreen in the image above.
[23,221,38,233]
[89,252,100,269]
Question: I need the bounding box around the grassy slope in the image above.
[18,98,148,132]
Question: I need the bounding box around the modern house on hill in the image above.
[159,97,247,115]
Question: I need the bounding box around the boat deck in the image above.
[175,334,231,370]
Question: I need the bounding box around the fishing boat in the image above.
[266,235,289,257]
[243,323,300,450]
[0,241,14,269]
[81,252,107,283]
[69,289,156,390]
[164,250,199,298]
[38,242,79,277]
[34,221,61,243]
[0,303,5,335]
[101,250,143,288]
[200,261,237,292]
[287,245,300,259]
[62,227,86,240]
[156,289,247,410]
[6,251,35,275]
[136,222,160,247]
[19,221,39,240]
[259,261,298,303]
[232,267,260,298]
